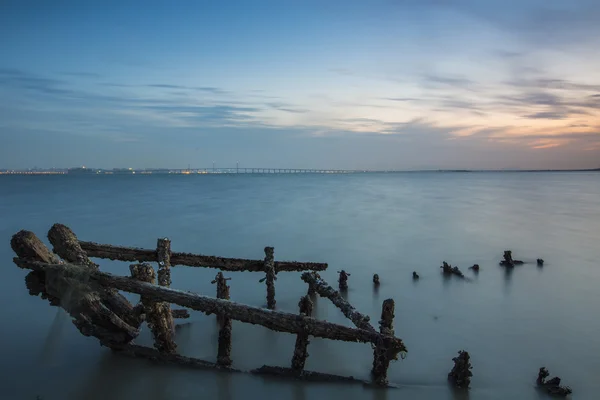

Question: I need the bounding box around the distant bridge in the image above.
[174,168,361,174]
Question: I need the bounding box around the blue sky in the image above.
[1,0,599,170]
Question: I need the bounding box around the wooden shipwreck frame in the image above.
[11,223,407,387]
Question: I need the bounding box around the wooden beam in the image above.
[301,272,375,332]
[78,241,328,272]
[264,247,276,309]
[156,238,172,287]
[13,259,406,354]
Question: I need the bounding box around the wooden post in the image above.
[211,272,232,366]
[130,263,177,354]
[291,296,313,372]
[372,299,395,386]
[306,271,318,298]
[338,270,350,290]
[263,247,276,309]
[156,238,171,287]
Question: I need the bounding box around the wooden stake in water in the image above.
[212,272,232,366]
[156,238,172,287]
[130,263,177,354]
[291,295,313,372]
[262,247,277,309]
[372,298,395,386]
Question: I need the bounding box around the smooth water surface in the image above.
[0,172,599,399]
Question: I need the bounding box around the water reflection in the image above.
[503,267,514,293]
[371,387,388,400]
[291,381,306,400]
[217,370,233,400]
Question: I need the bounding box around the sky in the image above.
[1,0,599,170]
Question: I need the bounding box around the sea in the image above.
[0,172,598,400]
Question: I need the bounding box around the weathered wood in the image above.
[212,272,232,366]
[48,224,139,327]
[372,299,395,386]
[130,263,177,354]
[448,350,472,389]
[301,272,375,332]
[12,230,140,347]
[13,259,407,354]
[48,224,98,269]
[78,241,328,272]
[263,247,276,309]
[156,238,172,287]
[338,270,350,290]
[11,230,61,304]
[291,296,313,371]
[113,344,240,372]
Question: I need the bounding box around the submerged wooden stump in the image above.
[373,274,380,286]
[13,227,140,348]
[500,250,523,267]
[537,367,572,396]
[291,295,313,372]
[338,270,350,291]
[212,272,232,366]
[371,299,396,386]
[440,262,464,278]
[130,263,177,354]
[448,350,472,389]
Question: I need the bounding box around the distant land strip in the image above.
[0,167,598,175]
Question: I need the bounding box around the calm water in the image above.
[1,172,599,400]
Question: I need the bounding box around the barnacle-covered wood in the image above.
[130,263,177,354]
[14,259,406,354]
[12,230,139,347]
[338,270,350,290]
[212,272,232,366]
[264,247,276,309]
[78,241,328,272]
[536,367,572,397]
[156,238,172,287]
[291,295,313,371]
[372,299,396,386]
[11,230,61,304]
[448,350,472,389]
[301,272,375,332]
[48,224,140,327]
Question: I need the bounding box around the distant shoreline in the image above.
[1,168,598,176]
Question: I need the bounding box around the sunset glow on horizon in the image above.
[1,0,599,170]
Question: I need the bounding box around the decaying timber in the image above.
[500,250,524,267]
[291,295,313,371]
[78,241,328,272]
[13,228,140,347]
[537,258,544,266]
[373,274,380,285]
[371,299,396,386]
[469,264,480,272]
[536,367,572,397]
[14,259,406,352]
[212,272,232,366]
[338,270,350,290]
[448,350,472,389]
[262,247,277,309]
[130,263,177,354]
[156,238,172,287]
[412,271,420,280]
[11,224,409,387]
[301,272,374,332]
[440,262,465,278]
